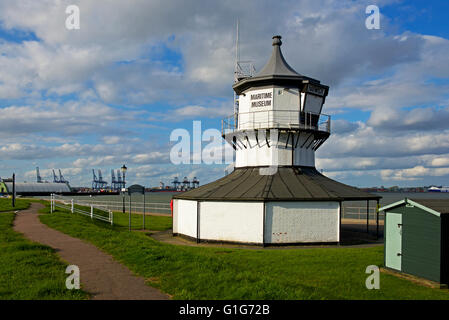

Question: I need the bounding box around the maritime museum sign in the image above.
[250,91,272,107]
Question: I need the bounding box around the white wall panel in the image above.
[235,133,289,167]
[199,201,264,243]
[173,199,179,233]
[175,199,198,238]
[265,201,339,243]
[235,132,315,168]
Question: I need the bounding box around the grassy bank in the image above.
[111,211,172,231]
[54,203,172,231]
[40,204,449,300]
[0,205,87,299]
[0,198,30,212]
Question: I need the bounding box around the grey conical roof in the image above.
[255,35,302,77]
[232,35,321,95]
[173,167,380,202]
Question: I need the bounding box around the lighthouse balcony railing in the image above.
[222,110,330,135]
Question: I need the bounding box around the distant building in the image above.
[3,182,71,196]
[429,186,449,193]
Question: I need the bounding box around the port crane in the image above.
[192,177,200,188]
[92,169,99,189]
[53,169,59,183]
[172,177,180,190]
[58,169,68,184]
[117,169,124,189]
[98,170,108,189]
[36,167,43,183]
[182,176,190,189]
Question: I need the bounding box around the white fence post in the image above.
[110,210,113,225]
[90,205,93,219]
[71,199,74,213]
[50,194,53,213]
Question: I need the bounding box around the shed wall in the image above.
[393,206,442,282]
[264,201,339,243]
[441,215,449,284]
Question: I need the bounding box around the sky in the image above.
[0,0,449,188]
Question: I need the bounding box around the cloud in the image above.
[24,167,83,182]
[380,166,449,181]
[430,157,449,168]
[0,143,103,160]
[0,0,425,103]
[319,127,449,159]
[72,151,170,168]
[331,119,361,134]
[102,136,121,145]
[0,100,136,137]
[1,0,449,187]
[367,106,449,131]
[172,105,230,119]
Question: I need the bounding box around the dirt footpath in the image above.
[13,203,169,300]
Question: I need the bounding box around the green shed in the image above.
[379,198,449,285]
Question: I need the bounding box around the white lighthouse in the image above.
[173,35,380,245]
[228,35,330,170]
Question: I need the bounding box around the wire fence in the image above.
[45,196,171,215]
[73,199,171,214]
[51,194,113,225]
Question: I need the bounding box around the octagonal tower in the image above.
[225,35,330,169]
[173,35,380,246]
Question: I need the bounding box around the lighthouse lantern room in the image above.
[173,35,380,245]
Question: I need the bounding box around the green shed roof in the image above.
[409,199,449,214]
[379,198,449,217]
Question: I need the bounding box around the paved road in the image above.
[13,203,169,300]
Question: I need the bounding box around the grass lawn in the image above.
[111,211,172,231]
[0,205,88,299]
[53,203,172,231]
[0,198,31,212]
[40,204,449,300]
